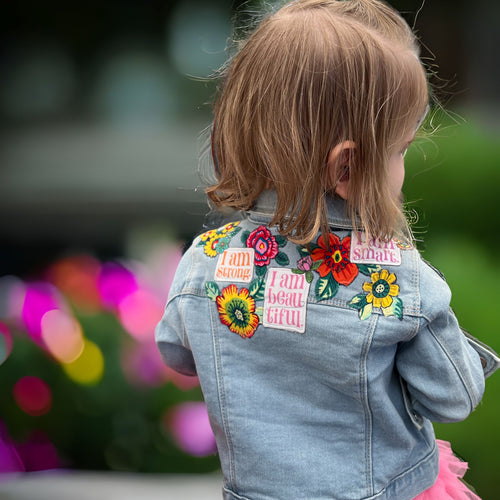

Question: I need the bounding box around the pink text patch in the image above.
[263,268,310,333]
[350,232,401,266]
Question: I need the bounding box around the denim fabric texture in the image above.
[156,191,499,500]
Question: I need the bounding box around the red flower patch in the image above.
[246,226,279,267]
[310,233,358,286]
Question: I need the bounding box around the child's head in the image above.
[207,0,429,244]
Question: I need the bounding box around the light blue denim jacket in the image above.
[156,191,499,500]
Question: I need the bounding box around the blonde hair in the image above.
[207,0,429,244]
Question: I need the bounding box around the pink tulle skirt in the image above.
[414,440,481,499]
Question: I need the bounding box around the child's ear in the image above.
[326,141,356,200]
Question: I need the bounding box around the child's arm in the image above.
[155,247,197,377]
[395,258,498,423]
[156,298,197,376]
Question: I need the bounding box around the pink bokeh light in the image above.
[165,402,217,457]
[121,338,199,389]
[121,339,169,387]
[145,243,183,298]
[118,288,164,341]
[98,262,138,309]
[13,376,53,417]
[21,283,65,344]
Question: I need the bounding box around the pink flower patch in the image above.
[297,255,313,272]
[246,226,279,267]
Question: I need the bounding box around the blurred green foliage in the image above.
[405,114,500,498]
[405,112,500,247]
[1,311,220,474]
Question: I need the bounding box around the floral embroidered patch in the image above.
[206,280,265,338]
[220,222,240,234]
[291,254,321,283]
[298,233,381,302]
[393,238,413,250]
[241,225,289,276]
[198,221,241,258]
[348,269,403,320]
[311,233,358,284]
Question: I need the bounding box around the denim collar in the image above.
[246,189,354,230]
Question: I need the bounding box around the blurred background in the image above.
[0,0,498,498]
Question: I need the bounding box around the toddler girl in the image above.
[156,1,499,498]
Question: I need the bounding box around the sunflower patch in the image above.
[198,221,242,258]
[348,269,403,320]
[263,268,310,333]
[206,281,261,339]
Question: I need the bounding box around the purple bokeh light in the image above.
[97,262,138,309]
[15,431,60,472]
[0,421,25,474]
[21,283,63,343]
[121,338,199,390]
[121,338,169,387]
[166,402,217,457]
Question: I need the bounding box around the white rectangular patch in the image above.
[263,268,310,333]
[350,231,401,266]
[215,248,254,283]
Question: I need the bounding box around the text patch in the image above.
[350,232,401,266]
[215,248,255,283]
[263,268,310,333]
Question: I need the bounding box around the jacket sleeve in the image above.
[155,246,197,377]
[395,257,488,423]
[461,328,500,379]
